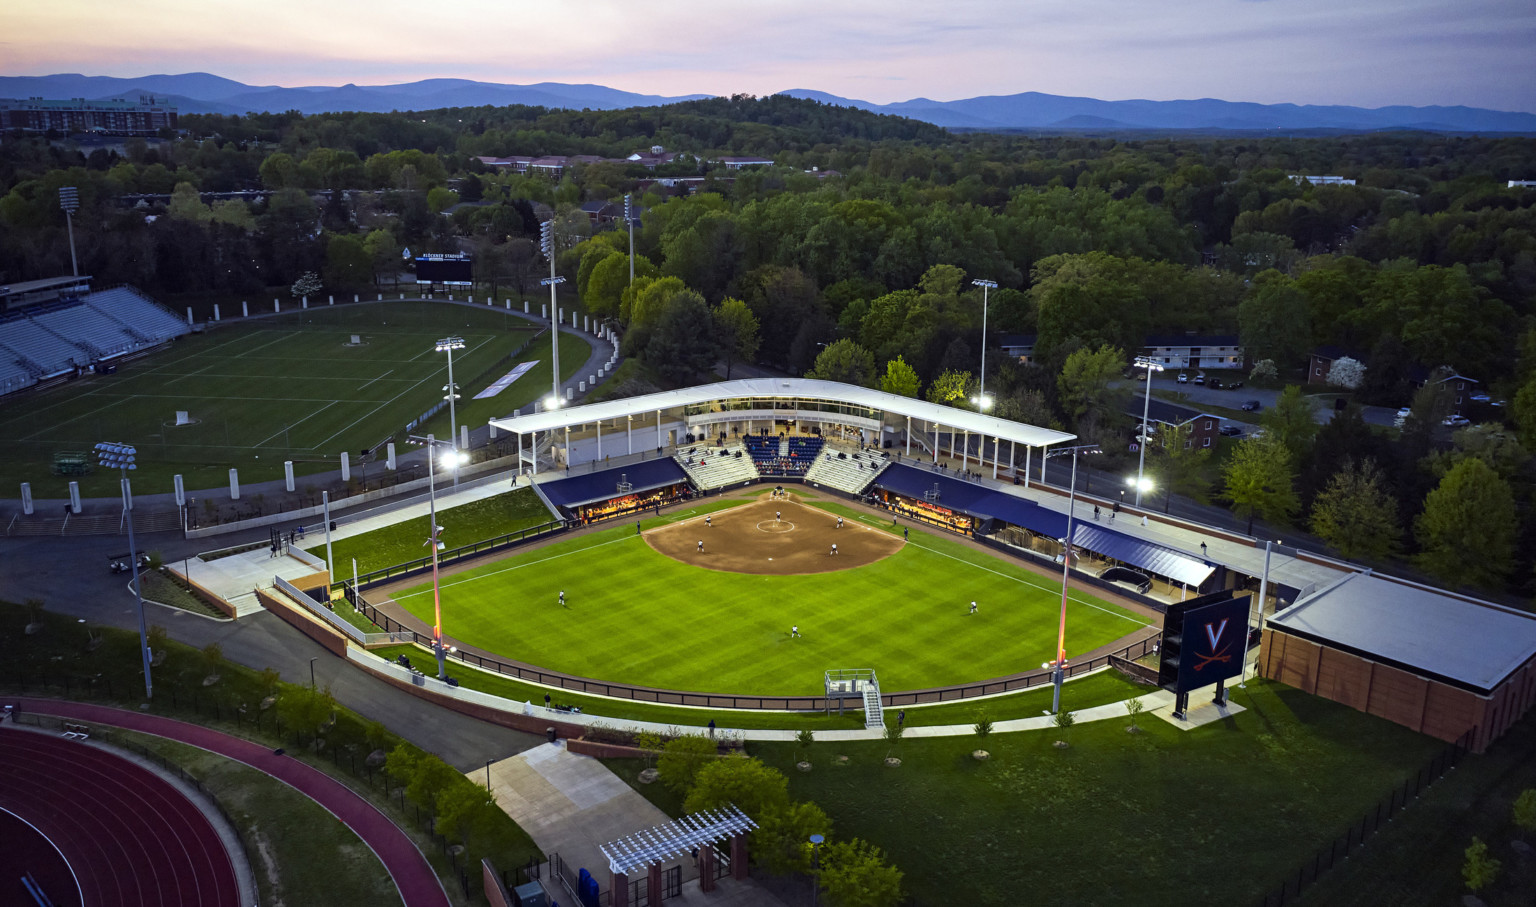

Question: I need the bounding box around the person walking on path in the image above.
[898,710,906,726]
[1093,505,1101,521]
[969,600,978,615]
[791,625,800,638]
[707,719,716,738]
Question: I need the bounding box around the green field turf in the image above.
[0,301,591,496]
[392,501,1154,695]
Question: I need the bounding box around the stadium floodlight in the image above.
[59,187,80,277]
[625,194,635,288]
[541,250,567,405]
[1043,443,1101,714]
[434,337,466,485]
[408,433,462,680]
[96,441,153,701]
[971,279,997,413]
[1132,355,1166,506]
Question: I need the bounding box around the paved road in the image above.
[0,532,544,770]
[1123,374,1402,430]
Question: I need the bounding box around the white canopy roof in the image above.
[489,378,1077,449]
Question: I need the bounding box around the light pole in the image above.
[625,194,635,289]
[309,656,317,689]
[410,433,465,680]
[1126,474,1154,506]
[435,336,465,455]
[1045,443,1100,714]
[971,279,997,411]
[540,219,565,406]
[809,833,825,907]
[1132,355,1165,506]
[95,442,153,700]
[59,187,80,278]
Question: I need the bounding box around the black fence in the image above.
[521,850,689,907]
[6,681,480,900]
[346,519,564,591]
[1256,729,1473,906]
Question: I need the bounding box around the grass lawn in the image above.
[390,499,1153,695]
[372,642,1154,730]
[105,728,403,907]
[624,680,1448,906]
[0,301,590,497]
[308,486,556,575]
[137,569,233,620]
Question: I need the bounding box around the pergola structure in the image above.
[599,804,758,905]
[489,377,1076,481]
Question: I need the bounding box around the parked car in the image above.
[1219,425,1243,437]
[1240,400,1262,412]
[1177,372,1188,383]
[1443,415,1471,428]
[1469,393,1491,403]
[1208,377,1226,389]
[1396,406,1412,419]
[1226,380,1244,390]
[1193,371,1206,385]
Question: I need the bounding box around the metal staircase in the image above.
[863,686,884,729]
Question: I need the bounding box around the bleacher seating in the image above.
[0,319,87,376]
[0,357,36,394]
[674,442,760,490]
[743,435,824,477]
[86,287,189,343]
[805,447,890,495]
[32,304,140,358]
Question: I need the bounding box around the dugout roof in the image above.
[1070,523,1214,587]
[1268,572,1536,693]
[489,378,1078,450]
[874,463,1070,537]
[539,459,690,509]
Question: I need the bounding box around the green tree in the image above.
[1462,837,1501,894]
[817,838,903,907]
[323,234,373,292]
[714,297,760,379]
[1429,424,1530,482]
[683,756,790,818]
[276,685,335,739]
[1513,374,1536,451]
[166,181,211,223]
[1238,270,1312,368]
[1260,385,1319,461]
[756,800,831,876]
[1057,345,1125,442]
[645,291,720,385]
[925,369,973,407]
[1030,252,1150,368]
[1513,789,1536,840]
[1124,698,1144,732]
[657,734,717,794]
[404,752,463,813]
[1222,435,1300,534]
[879,356,921,398]
[806,339,877,387]
[1414,457,1516,589]
[362,229,401,285]
[1149,421,1212,511]
[1309,460,1401,560]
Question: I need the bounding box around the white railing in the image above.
[271,574,403,645]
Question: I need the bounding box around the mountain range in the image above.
[4,73,1535,133]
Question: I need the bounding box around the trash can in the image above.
[546,726,557,744]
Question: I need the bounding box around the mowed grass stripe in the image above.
[392,509,1146,695]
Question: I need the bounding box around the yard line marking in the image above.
[907,540,1154,626]
[309,362,443,450]
[253,402,336,448]
[393,533,643,600]
[20,394,139,441]
[358,369,395,390]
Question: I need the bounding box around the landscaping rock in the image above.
[884,757,901,768]
[1054,740,1070,749]
[201,674,221,687]
[638,768,659,784]
[972,750,990,761]
[796,761,812,772]
[365,749,388,768]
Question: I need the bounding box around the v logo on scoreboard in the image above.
[1204,618,1229,651]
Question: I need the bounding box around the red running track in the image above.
[10,699,451,907]
[0,728,239,907]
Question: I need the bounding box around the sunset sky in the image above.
[6,0,1534,111]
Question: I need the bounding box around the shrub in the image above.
[973,710,993,738]
[657,734,717,793]
[1462,836,1501,893]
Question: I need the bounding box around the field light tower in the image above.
[95,442,153,700]
[59,187,80,277]
[540,219,564,406]
[410,433,465,680]
[1045,443,1100,714]
[1132,355,1166,506]
[971,279,997,411]
[435,335,465,455]
[625,194,635,288]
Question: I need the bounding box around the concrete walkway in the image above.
[170,545,327,617]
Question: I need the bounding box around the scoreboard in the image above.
[415,254,473,286]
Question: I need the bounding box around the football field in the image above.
[0,302,590,496]
[388,498,1155,696]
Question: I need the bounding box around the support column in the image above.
[229,468,240,500]
[991,435,999,479]
[962,429,969,470]
[213,303,220,321]
[460,424,469,450]
[1008,441,1015,484]
[20,482,33,515]
[596,421,602,459]
[386,442,397,469]
[564,426,570,470]
[731,833,749,880]
[241,300,249,317]
[699,846,716,893]
[656,409,662,450]
[285,461,296,492]
[647,863,663,905]
[1040,446,1046,483]
[627,414,633,455]
[340,452,350,482]
[532,432,539,476]
[68,481,81,514]
[610,871,630,907]
[905,416,911,456]
[932,421,939,464]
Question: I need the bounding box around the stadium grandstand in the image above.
[0,281,189,395]
[675,441,760,490]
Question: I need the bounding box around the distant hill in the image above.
[2,73,1533,133]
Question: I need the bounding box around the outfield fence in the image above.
[1255,728,1473,907]
[353,597,1161,710]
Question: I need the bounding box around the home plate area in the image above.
[646,495,902,575]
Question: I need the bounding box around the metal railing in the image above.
[273,575,403,645]
[347,520,564,590]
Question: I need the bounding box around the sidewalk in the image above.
[10,698,452,907]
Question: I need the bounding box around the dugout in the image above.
[539,459,692,524]
[1261,573,1536,752]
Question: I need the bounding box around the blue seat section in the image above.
[742,436,823,476]
[872,463,1069,537]
[540,458,690,509]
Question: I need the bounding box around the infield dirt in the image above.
[646,493,902,575]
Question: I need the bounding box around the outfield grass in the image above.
[619,680,1447,906]
[391,501,1153,695]
[0,301,590,496]
[308,486,556,575]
